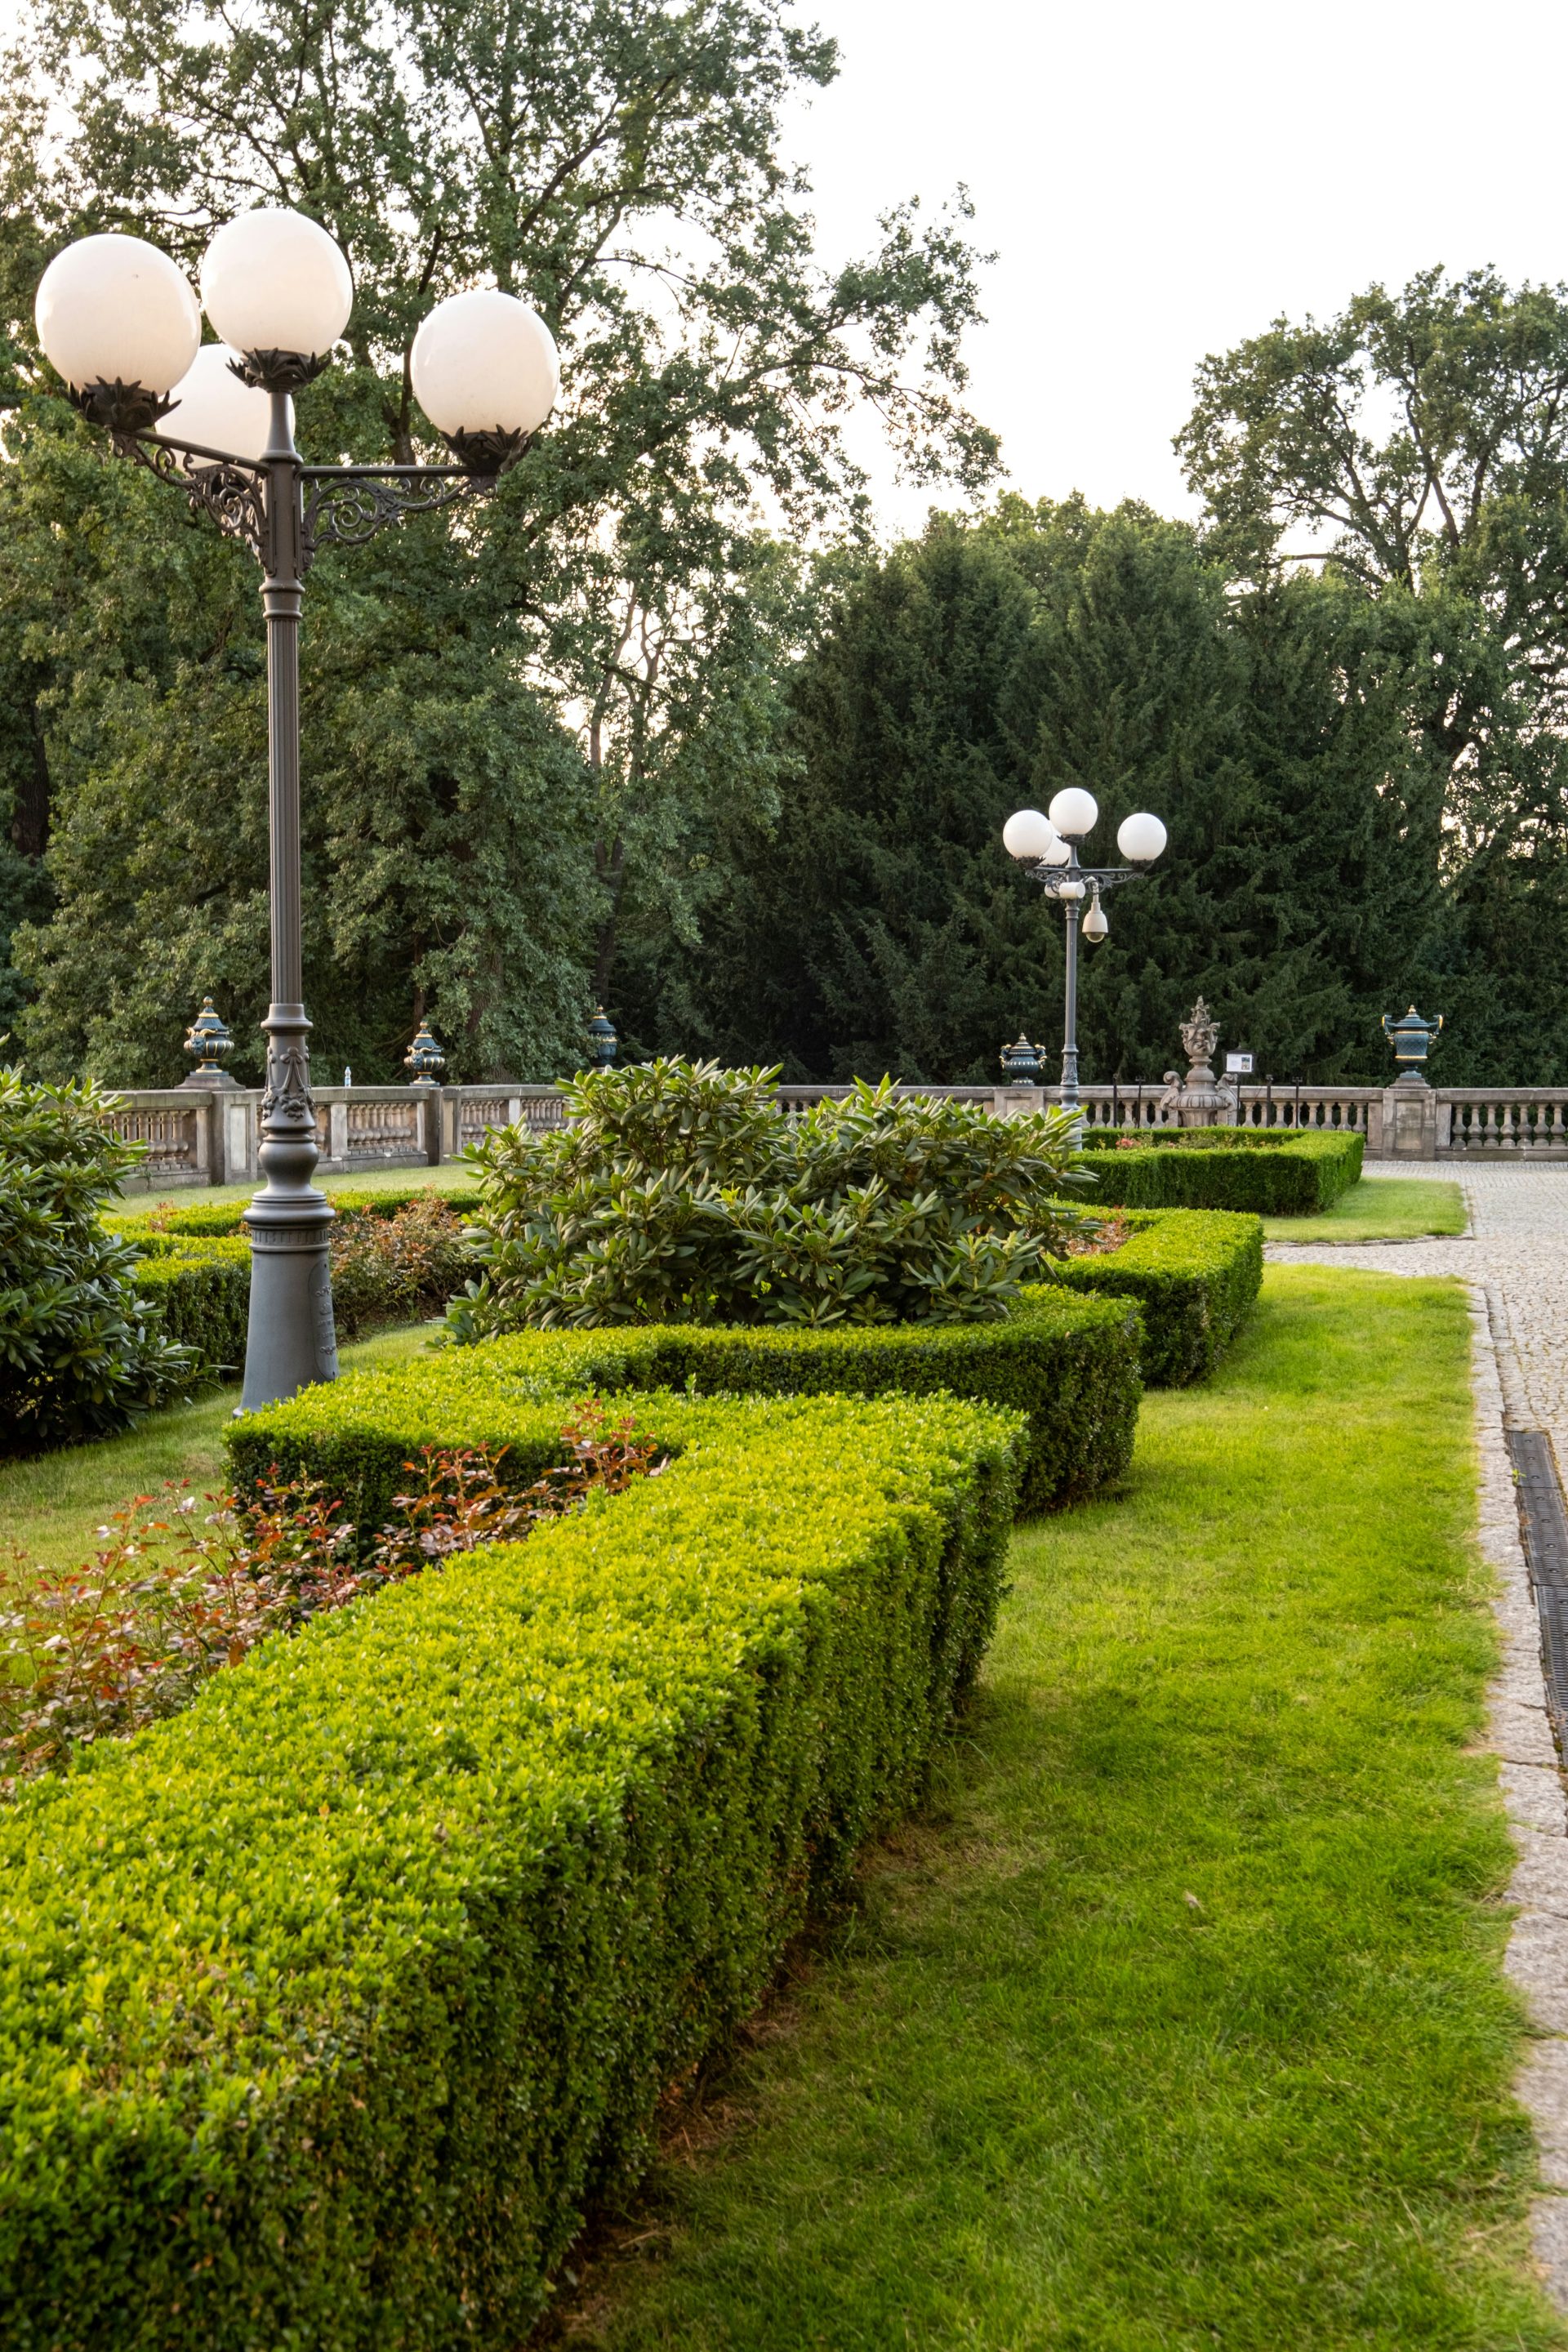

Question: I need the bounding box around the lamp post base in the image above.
[238,997,338,1411]
[239,1210,338,1409]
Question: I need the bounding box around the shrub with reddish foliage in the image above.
[0,1401,663,1788]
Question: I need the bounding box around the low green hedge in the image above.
[0,1388,1023,2352]
[103,1183,484,1242]
[1075,1129,1362,1214]
[114,1191,484,1377]
[131,1236,252,1379]
[1036,1208,1263,1387]
[230,1291,1142,1520]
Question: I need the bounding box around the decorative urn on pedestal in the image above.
[1381,1004,1443,1084]
[586,1006,618,1071]
[403,1023,446,1085]
[999,1034,1043,1084]
[179,997,238,1089]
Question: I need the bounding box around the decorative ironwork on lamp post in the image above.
[1001,794,1168,1116]
[33,215,560,1409]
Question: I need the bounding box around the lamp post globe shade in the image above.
[164,345,280,462]
[410,289,560,437]
[1116,810,1168,863]
[35,234,200,394]
[199,209,353,361]
[1048,786,1098,838]
[1002,808,1057,862]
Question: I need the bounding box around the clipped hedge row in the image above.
[1075,1129,1362,1214]
[103,1182,484,1242]
[230,1288,1142,1521]
[131,1236,252,1380]
[1037,1208,1263,1387]
[0,1388,1024,2352]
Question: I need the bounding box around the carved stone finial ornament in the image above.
[1179,997,1220,1071]
[999,1034,1042,1084]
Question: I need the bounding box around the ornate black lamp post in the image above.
[34,214,559,1408]
[1002,793,1168,1115]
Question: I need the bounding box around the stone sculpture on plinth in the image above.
[1157,997,1237,1128]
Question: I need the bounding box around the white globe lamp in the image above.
[411,289,559,461]
[199,210,353,370]
[1048,787,1098,839]
[1117,811,1168,864]
[1001,808,1058,863]
[164,345,279,464]
[34,234,200,408]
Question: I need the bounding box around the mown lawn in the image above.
[114,1161,481,1215]
[0,1324,433,1571]
[1263,1176,1466,1244]
[555,1267,1560,2351]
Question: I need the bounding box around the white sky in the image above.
[9,0,1567,540]
[787,0,1568,532]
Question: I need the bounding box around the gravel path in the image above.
[1271,1165,1568,2305]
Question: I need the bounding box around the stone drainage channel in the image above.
[1269,1165,1568,2305]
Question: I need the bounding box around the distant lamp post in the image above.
[34,214,560,1409]
[1382,1004,1443,1080]
[180,996,236,1088]
[403,1022,446,1085]
[1002,795,1168,1114]
[586,1006,618,1071]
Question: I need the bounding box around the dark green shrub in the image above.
[0,1068,194,1453]
[454,1058,1087,1336]
[1076,1129,1362,1214]
[233,1288,1141,1520]
[1036,1208,1263,1385]
[0,1388,1023,2352]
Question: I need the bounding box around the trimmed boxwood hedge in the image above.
[130,1235,252,1379]
[230,1288,1142,1519]
[1034,1208,1263,1388]
[1075,1128,1362,1214]
[103,1183,484,1243]
[0,1388,1023,2352]
[112,1190,485,1378]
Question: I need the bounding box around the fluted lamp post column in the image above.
[34,216,561,1409]
[1002,794,1168,1116]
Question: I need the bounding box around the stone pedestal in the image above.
[1381,1076,1439,1160]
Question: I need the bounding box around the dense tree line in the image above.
[2,3,1567,1087]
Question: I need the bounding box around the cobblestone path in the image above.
[1271,1164,1568,2305]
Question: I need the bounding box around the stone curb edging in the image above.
[1467,1280,1568,2304]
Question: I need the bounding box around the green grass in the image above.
[1261,1176,1466,1244]
[0,1324,435,1570]
[563,1267,1559,2352]
[115,1160,482,1214]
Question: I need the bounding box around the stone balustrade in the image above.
[100,1076,1568,1187]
